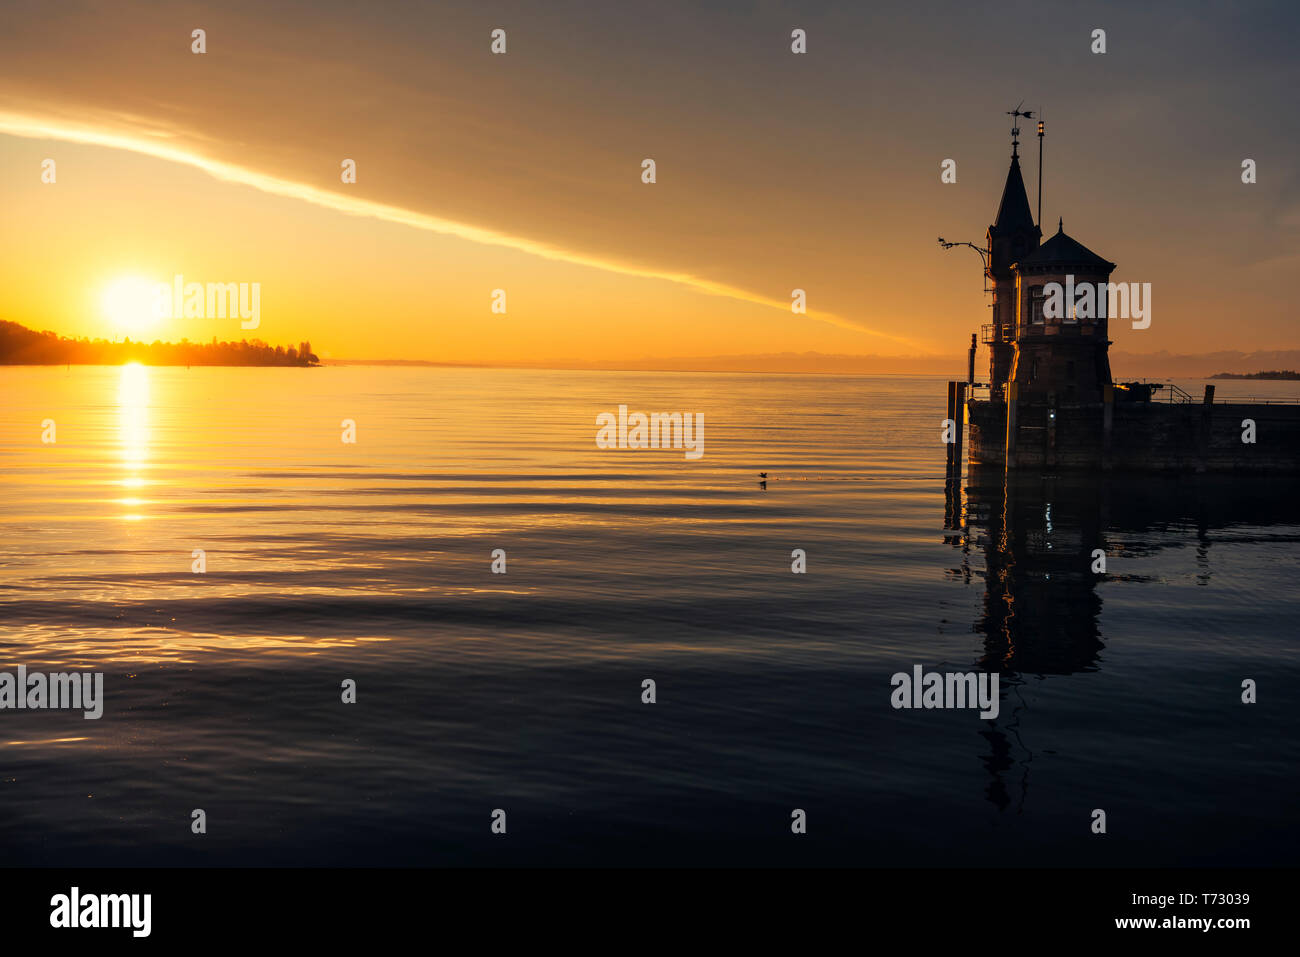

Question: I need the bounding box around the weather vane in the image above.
[1006,101,1035,157]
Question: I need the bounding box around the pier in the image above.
[944,113,1300,475]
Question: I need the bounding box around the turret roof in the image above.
[1017,219,1115,271]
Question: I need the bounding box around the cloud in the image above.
[0,111,919,348]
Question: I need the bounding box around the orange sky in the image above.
[1,1,1296,366]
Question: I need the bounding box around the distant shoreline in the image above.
[0,320,318,367]
[1210,370,1300,380]
[7,359,1300,381]
[5,315,1300,377]
[0,361,320,368]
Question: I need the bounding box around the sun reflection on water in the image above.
[117,362,150,520]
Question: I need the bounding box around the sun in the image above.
[101,276,164,338]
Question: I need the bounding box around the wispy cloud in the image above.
[0,112,918,348]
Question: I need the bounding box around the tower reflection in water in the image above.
[946,466,1299,812]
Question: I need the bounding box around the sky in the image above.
[1,0,1296,367]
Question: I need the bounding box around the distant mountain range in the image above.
[331,349,1300,378]
[4,318,1297,378]
[1112,351,1300,379]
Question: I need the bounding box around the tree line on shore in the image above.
[0,321,319,366]
[1210,370,1299,380]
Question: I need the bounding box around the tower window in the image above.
[1030,286,1046,324]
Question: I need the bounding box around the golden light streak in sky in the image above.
[0,112,918,348]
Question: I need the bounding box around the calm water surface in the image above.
[0,366,1296,865]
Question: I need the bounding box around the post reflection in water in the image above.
[116,361,151,520]
[947,466,1300,813]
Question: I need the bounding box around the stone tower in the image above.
[985,153,1040,395]
[1009,220,1116,405]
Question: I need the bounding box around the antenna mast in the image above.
[1037,116,1045,228]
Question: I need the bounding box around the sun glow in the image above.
[0,112,915,347]
[101,275,162,338]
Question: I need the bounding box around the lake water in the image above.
[0,365,1296,865]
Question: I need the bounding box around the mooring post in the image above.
[1197,384,1215,473]
[954,382,967,480]
[946,381,956,479]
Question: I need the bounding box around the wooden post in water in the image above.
[945,381,956,480]
[943,382,958,527]
[953,382,966,481]
[1197,384,1216,473]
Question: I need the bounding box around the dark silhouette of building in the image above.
[959,116,1300,472]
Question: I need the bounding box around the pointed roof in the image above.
[990,155,1037,237]
[1018,219,1115,271]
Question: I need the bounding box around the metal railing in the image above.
[1116,380,1194,404]
[1116,381,1300,405]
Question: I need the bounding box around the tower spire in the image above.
[992,154,1036,237]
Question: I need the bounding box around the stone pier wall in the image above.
[965,399,1300,472]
